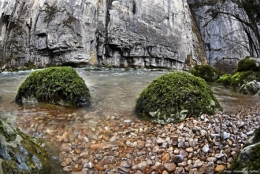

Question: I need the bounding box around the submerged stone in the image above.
[15,66,90,107]
[0,120,51,173]
[135,72,221,124]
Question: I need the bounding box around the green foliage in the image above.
[190,65,220,82]
[0,120,51,174]
[230,71,254,88]
[216,74,231,86]
[135,72,221,124]
[237,57,258,72]
[15,66,90,107]
[251,127,260,144]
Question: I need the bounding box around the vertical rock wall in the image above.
[0,0,206,70]
[189,0,260,65]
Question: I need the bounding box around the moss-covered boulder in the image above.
[15,67,90,107]
[237,57,258,72]
[135,72,221,124]
[216,74,231,86]
[0,120,51,173]
[231,127,260,172]
[190,64,220,82]
[230,71,257,89]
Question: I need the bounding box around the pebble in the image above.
[16,104,260,174]
[202,144,209,153]
[137,161,148,171]
[172,155,184,163]
[163,163,176,172]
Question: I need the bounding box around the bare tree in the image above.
[211,0,260,57]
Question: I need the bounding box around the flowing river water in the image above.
[0,68,259,173]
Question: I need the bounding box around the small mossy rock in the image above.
[230,71,254,89]
[216,74,231,86]
[239,80,260,95]
[190,65,220,82]
[135,72,221,124]
[237,57,258,72]
[15,67,90,107]
[231,127,260,172]
[0,120,51,174]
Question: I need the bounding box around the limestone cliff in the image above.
[189,0,260,65]
[0,0,259,70]
[0,0,206,70]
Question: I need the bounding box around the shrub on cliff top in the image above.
[15,67,90,107]
[135,72,221,124]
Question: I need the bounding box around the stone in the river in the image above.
[15,67,90,107]
[135,72,221,124]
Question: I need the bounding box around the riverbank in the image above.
[15,101,260,174]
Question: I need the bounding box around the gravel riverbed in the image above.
[16,103,260,174]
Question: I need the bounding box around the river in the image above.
[0,68,259,173]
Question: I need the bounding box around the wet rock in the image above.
[137,161,148,171]
[118,166,130,174]
[163,163,176,172]
[100,156,115,165]
[172,155,184,163]
[202,144,209,153]
[0,120,51,174]
[161,153,171,163]
[193,159,203,168]
[215,165,225,173]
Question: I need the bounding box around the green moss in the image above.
[231,143,260,172]
[253,127,260,143]
[237,57,258,72]
[15,66,90,107]
[230,71,255,88]
[0,120,51,174]
[190,65,220,82]
[216,74,231,86]
[135,72,221,124]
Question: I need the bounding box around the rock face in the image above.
[189,0,260,65]
[0,0,207,70]
[0,120,51,173]
[0,0,259,70]
[0,0,207,69]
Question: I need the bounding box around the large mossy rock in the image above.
[0,120,51,173]
[231,127,260,172]
[237,57,258,72]
[190,64,220,82]
[15,67,90,107]
[135,72,221,124]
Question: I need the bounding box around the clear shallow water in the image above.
[0,68,259,121]
[0,68,259,173]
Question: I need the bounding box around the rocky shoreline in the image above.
[15,102,260,174]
